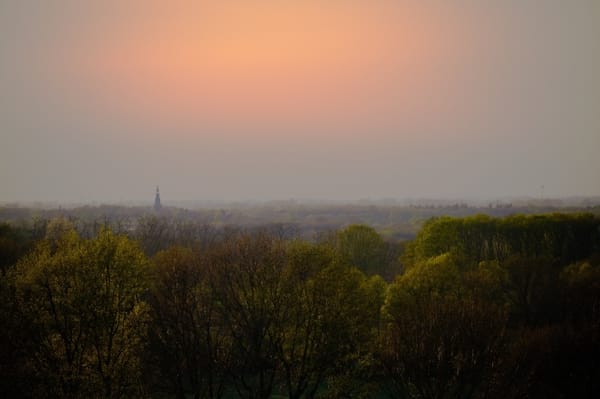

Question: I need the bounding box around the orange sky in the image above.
[3,0,599,201]
[68,1,467,134]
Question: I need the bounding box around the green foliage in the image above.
[336,224,387,275]
[279,257,382,398]
[397,253,462,299]
[560,257,600,324]
[0,222,35,274]
[386,214,600,398]
[11,221,149,398]
[404,213,600,269]
[144,235,387,399]
[147,246,229,399]
[2,213,600,398]
[381,254,509,399]
[206,233,288,399]
[462,260,510,305]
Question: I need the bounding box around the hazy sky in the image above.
[1,0,599,203]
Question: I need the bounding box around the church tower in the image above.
[154,186,162,211]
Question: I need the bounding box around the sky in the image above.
[1,0,599,203]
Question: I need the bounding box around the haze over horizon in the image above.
[2,0,599,203]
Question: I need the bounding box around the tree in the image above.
[207,233,287,399]
[503,255,562,325]
[336,224,387,275]
[278,241,385,398]
[380,254,508,399]
[12,220,149,398]
[147,246,229,399]
[0,222,35,275]
[404,214,600,269]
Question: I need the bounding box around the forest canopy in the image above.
[0,212,599,398]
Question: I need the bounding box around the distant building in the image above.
[154,186,162,211]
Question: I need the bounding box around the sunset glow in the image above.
[2,0,599,201]
[64,2,464,131]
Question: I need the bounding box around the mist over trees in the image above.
[0,210,599,398]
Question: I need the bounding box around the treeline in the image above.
[0,214,599,398]
[404,214,600,266]
[4,202,598,242]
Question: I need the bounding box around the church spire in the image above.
[154,186,162,211]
